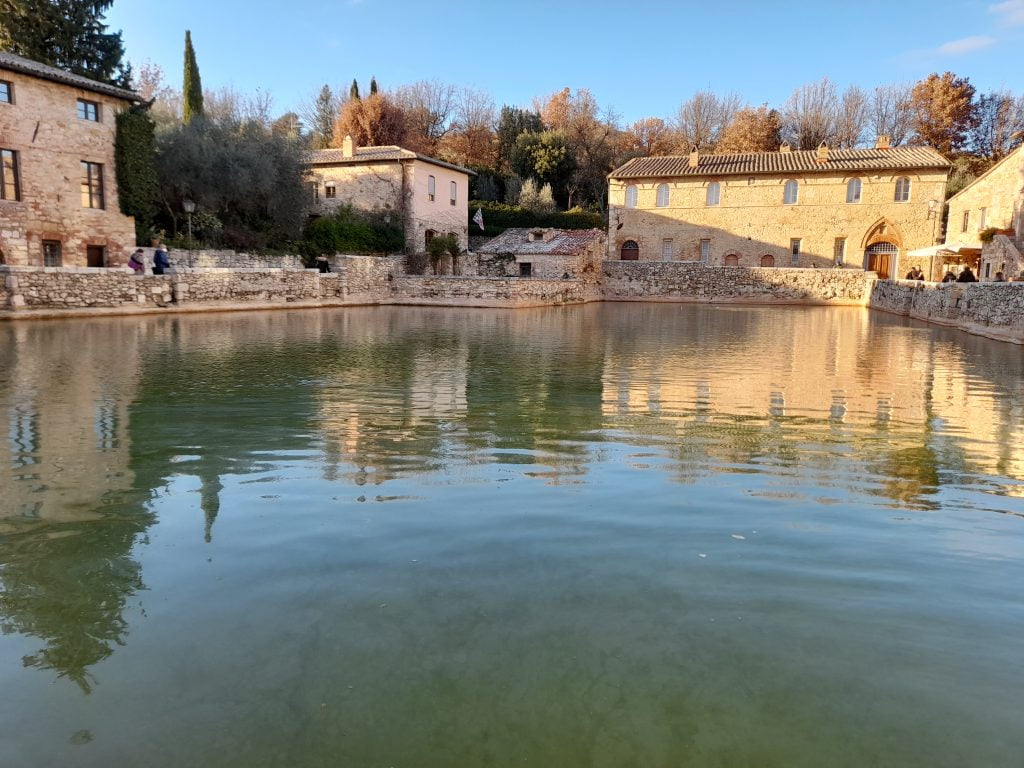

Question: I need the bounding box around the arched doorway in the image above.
[865,242,898,279]
[620,240,639,260]
[760,254,775,267]
[724,253,739,266]
[424,229,436,249]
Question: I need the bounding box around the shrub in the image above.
[406,251,430,275]
[468,200,603,236]
[299,205,405,260]
[979,227,1015,243]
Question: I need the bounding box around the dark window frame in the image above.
[1,148,20,201]
[42,240,62,267]
[81,160,105,209]
[77,99,100,122]
[0,80,13,104]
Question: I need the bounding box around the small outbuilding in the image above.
[475,228,606,279]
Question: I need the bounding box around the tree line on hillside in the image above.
[3,1,1023,253]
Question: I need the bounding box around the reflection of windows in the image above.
[95,401,118,451]
[783,179,798,205]
[625,185,638,208]
[10,405,39,467]
[894,176,911,202]
[846,178,861,203]
[706,181,720,206]
[656,183,669,207]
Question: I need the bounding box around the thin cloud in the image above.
[935,35,996,55]
[989,0,1024,25]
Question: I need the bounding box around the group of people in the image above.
[940,266,977,283]
[127,245,171,275]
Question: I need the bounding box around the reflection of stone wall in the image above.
[391,276,600,307]
[869,280,1024,344]
[603,263,873,305]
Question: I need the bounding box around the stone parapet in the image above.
[602,262,874,305]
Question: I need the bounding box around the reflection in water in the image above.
[0,305,1022,765]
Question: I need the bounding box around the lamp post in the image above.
[183,198,196,268]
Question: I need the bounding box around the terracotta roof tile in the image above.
[610,146,950,180]
[477,228,605,256]
[306,146,475,175]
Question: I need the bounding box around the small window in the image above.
[783,179,799,205]
[311,182,320,201]
[894,176,911,202]
[984,262,991,279]
[661,238,673,260]
[1,148,20,201]
[77,99,100,122]
[846,178,861,204]
[979,207,987,230]
[961,210,970,233]
[790,238,801,265]
[760,254,775,267]
[42,240,62,267]
[834,237,846,265]
[706,181,721,206]
[656,183,669,207]
[625,185,638,208]
[325,182,336,199]
[0,81,12,104]
[450,180,457,206]
[700,238,711,262]
[519,262,532,277]
[427,175,436,201]
[80,161,104,209]
[620,240,639,260]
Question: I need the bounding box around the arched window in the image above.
[656,183,669,207]
[706,181,721,206]
[760,254,775,267]
[894,176,911,202]
[625,185,638,208]
[846,178,862,204]
[783,179,799,205]
[724,254,739,266]
[425,229,436,248]
[620,240,639,260]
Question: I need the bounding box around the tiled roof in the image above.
[477,228,605,256]
[306,145,475,175]
[610,146,951,179]
[0,51,138,101]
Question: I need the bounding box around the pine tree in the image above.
[0,0,129,85]
[369,77,378,96]
[350,79,360,101]
[309,84,336,149]
[182,29,204,125]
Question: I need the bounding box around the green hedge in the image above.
[468,201,603,237]
[299,205,404,261]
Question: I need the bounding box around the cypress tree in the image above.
[369,76,378,96]
[350,79,360,101]
[182,29,204,125]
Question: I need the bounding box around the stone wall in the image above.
[869,279,1024,344]
[163,249,306,270]
[391,276,600,308]
[945,146,1023,248]
[980,235,1024,282]
[0,66,137,267]
[602,262,874,305]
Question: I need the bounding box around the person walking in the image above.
[128,249,145,274]
[153,245,171,276]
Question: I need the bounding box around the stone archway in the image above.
[620,240,639,260]
[724,253,739,266]
[760,254,775,267]
[861,219,904,279]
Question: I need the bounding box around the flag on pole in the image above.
[473,207,485,232]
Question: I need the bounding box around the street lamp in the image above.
[183,198,196,268]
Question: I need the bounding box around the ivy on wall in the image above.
[114,105,159,244]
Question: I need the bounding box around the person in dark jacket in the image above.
[941,270,957,283]
[153,246,171,275]
[956,265,977,282]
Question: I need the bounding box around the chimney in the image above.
[688,145,699,168]
[342,134,355,158]
[816,141,829,163]
[875,135,891,150]
[780,141,792,154]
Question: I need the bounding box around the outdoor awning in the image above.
[906,243,983,258]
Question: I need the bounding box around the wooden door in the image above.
[86,245,105,267]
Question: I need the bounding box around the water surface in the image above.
[1,304,1022,767]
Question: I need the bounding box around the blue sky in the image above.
[107,0,1024,123]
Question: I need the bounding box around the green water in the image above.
[0,304,1022,767]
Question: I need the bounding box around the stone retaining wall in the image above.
[391,276,600,307]
[869,279,1024,344]
[163,249,306,270]
[602,262,873,305]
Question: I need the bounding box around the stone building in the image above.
[476,228,606,278]
[607,140,950,279]
[944,144,1024,280]
[0,52,138,268]
[306,136,474,254]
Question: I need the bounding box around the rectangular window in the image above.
[699,238,710,262]
[80,161,104,209]
[961,210,970,232]
[661,238,673,260]
[311,182,320,201]
[979,207,987,230]
[519,262,532,277]
[1,148,20,201]
[77,99,100,121]
[450,180,457,206]
[834,237,846,265]
[427,175,436,201]
[324,183,336,199]
[0,81,12,104]
[790,238,801,265]
[42,240,61,267]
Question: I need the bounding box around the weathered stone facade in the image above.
[946,144,1024,248]
[980,234,1024,282]
[603,262,873,305]
[476,228,606,280]
[392,275,599,307]
[0,52,138,268]
[306,139,472,253]
[869,279,1024,344]
[608,145,950,279]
